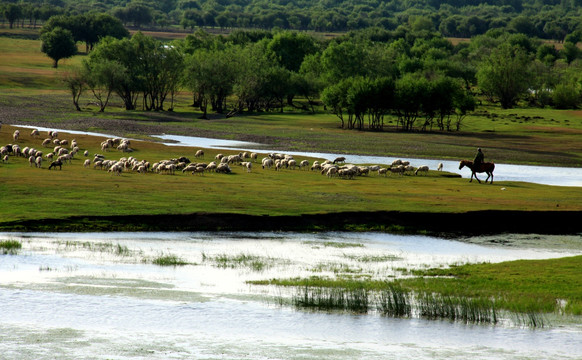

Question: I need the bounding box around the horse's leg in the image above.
[473,171,481,183]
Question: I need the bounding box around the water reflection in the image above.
[1,232,580,360]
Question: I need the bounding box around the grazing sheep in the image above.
[404,165,415,175]
[60,139,69,146]
[250,153,258,161]
[378,168,388,177]
[0,146,8,156]
[45,153,54,161]
[241,161,252,172]
[391,159,402,166]
[35,156,42,168]
[83,159,91,168]
[215,153,224,161]
[437,162,443,171]
[216,163,232,174]
[326,167,338,178]
[389,165,405,175]
[93,160,103,169]
[191,166,205,176]
[357,166,370,176]
[48,160,63,170]
[2,155,8,163]
[415,165,429,175]
[206,162,217,172]
[288,159,297,170]
[262,157,273,169]
[12,145,21,157]
[13,130,20,142]
[300,160,309,170]
[333,156,346,164]
[42,138,52,147]
[108,164,123,176]
[101,142,109,152]
[30,129,39,137]
[84,150,89,157]
[28,155,35,167]
[369,165,381,172]
[53,139,61,146]
[195,149,204,158]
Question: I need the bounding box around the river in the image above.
[1,232,581,360]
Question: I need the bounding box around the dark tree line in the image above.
[4,0,582,42]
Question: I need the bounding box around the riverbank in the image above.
[2,210,581,236]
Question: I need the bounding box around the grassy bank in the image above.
[2,124,582,230]
[251,255,582,325]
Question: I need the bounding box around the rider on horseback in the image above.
[473,148,484,169]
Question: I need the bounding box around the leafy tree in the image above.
[394,74,429,131]
[3,4,22,29]
[266,31,318,73]
[476,43,532,108]
[552,82,581,109]
[83,59,127,112]
[561,41,580,64]
[321,78,355,129]
[62,67,86,111]
[40,26,77,68]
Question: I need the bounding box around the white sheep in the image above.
[195,149,204,158]
[35,156,42,168]
[389,165,405,175]
[192,166,205,176]
[13,130,20,142]
[326,167,338,178]
[415,165,429,175]
[42,138,51,147]
[30,129,39,137]
[2,155,8,163]
[83,159,91,168]
[28,155,35,167]
[287,159,297,170]
[262,158,273,169]
[378,168,388,177]
[300,160,309,170]
[84,150,89,157]
[437,162,443,171]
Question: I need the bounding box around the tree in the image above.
[62,67,86,111]
[83,59,127,112]
[40,27,77,68]
[3,4,22,29]
[476,43,532,109]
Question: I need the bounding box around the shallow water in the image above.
[1,232,581,359]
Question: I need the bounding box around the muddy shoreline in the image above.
[2,210,581,236]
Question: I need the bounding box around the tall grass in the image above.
[416,293,498,324]
[377,284,412,317]
[293,285,370,313]
[151,254,189,266]
[202,252,274,271]
[0,240,22,255]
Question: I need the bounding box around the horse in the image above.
[458,160,495,184]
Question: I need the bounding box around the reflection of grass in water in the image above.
[151,254,189,266]
[202,252,274,271]
[344,254,402,262]
[0,240,22,255]
[61,241,132,256]
[303,241,364,249]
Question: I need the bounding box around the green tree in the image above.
[62,67,86,111]
[476,43,532,109]
[3,4,22,29]
[394,74,429,131]
[83,59,127,112]
[40,26,77,68]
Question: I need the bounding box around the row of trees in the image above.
[58,25,582,132]
[4,0,582,41]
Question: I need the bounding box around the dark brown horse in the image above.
[459,160,495,184]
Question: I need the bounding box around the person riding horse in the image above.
[473,148,484,170]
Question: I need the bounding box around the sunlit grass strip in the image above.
[0,240,22,255]
[61,241,131,256]
[151,254,189,266]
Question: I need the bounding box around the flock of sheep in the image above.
[2,127,442,179]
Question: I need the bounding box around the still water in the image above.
[1,232,581,359]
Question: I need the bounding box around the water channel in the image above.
[1,232,581,359]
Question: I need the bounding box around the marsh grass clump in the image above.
[378,284,412,317]
[202,252,274,271]
[62,241,132,256]
[303,241,365,249]
[0,240,22,255]
[417,293,498,324]
[293,285,370,313]
[151,254,189,266]
[344,254,402,262]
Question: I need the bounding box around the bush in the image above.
[552,83,581,109]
